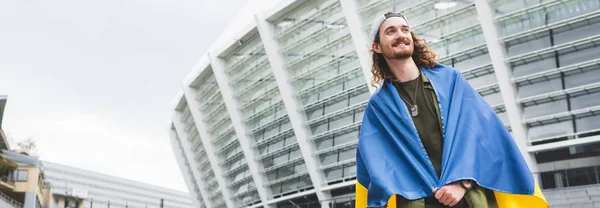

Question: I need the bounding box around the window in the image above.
[15,170,28,182]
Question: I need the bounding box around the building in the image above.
[0,151,59,208]
[0,95,9,151]
[41,161,194,208]
[168,0,600,207]
[0,95,58,208]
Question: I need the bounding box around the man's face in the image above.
[372,17,413,60]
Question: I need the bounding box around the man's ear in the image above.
[372,42,382,54]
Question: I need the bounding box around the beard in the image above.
[381,38,413,60]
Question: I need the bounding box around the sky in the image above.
[0,0,251,193]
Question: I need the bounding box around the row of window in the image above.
[507,4,600,143]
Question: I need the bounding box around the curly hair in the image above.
[371,31,438,88]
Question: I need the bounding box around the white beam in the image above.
[171,119,214,208]
[528,135,600,152]
[207,54,275,208]
[181,85,237,208]
[339,0,377,94]
[169,128,204,208]
[254,11,333,208]
[474,0,538,173]
[321,180,356,192]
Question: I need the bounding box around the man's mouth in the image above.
[392,41,410,48]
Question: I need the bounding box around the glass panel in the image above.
[554,21,600,45]
[349,91,371,106]
[271,184,282,195]
[454,53,491,70]
[523,100,568,119]
[564,67,600,89]
[268,139,284,153]
[344,164,357,178]
[575,115,600,132]
[517,79,563,98]
[571,92,600,110]
[467,73,498,89]
[528,121,574,141]
[325,167,343,181]
[262,157,274,168]
[289,149,302,159]
[511,58,556,77]
[482,93,503,105]
[311,122,329,135]
[273,153,289,166]
[277,166,294,180]
[298,175,313,189]
[316,138,334,150]
[334,131,358,146]
[339,148,356,161]
[559,47,600,67]
[294,163,308,174]
[324,98,348,115]
[307,107,325,120]
[329,114,353,131]
[321,153,338,166]
[267,171,277,181]
[355,109,365,122]
[506,36,551,57]
[282,179,299,193]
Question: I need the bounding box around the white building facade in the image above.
[169,0,600,207]
[41,161,194,208]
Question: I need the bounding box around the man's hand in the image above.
[432,182,467,207]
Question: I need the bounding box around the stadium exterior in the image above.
[168,0,600,207]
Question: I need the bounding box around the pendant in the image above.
[410,105,418,117]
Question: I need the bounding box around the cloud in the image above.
[0,0,251,194]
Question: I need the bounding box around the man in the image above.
[354,13,548,208]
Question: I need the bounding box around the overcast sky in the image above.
[0,0,250,193]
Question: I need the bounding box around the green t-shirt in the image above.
[394,73,444,177]
[393,71,491,208]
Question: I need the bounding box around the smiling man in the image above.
[354,13,548,208]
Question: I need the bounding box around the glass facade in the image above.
[221,31,313,201]
[170,0,600,207]
[185,73,239,208]
[274,0,365,192]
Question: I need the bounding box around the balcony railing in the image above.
[0,190,22,208]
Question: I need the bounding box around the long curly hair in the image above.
[371,31,438,87]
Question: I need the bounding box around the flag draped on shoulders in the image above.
[355,64,548,208]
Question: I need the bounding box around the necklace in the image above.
[398,76,420,117]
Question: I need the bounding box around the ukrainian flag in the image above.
[355,64,548,208]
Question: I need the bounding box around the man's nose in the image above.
[394,31,406,40]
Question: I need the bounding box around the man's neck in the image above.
[386,58,420,82]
